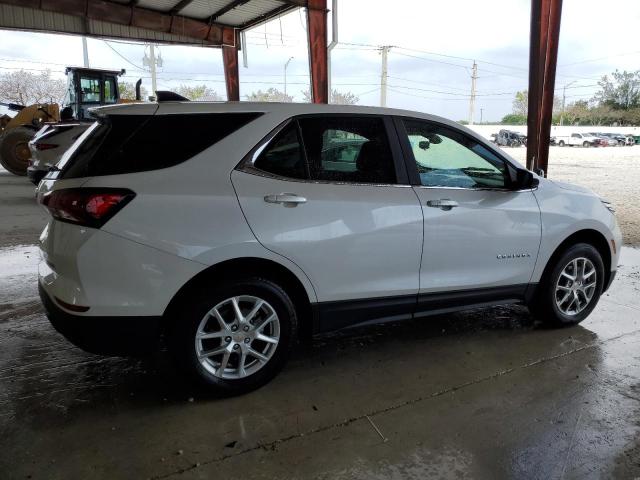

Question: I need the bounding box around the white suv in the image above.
[36,102,622,394]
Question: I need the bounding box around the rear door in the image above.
[231,115,424,330]
[395,117,541,298]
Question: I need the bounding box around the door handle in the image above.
[426,199,458,210]
[264,193,307,206]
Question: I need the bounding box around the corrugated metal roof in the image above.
[0,0,303,46]
[178,0,231,20]
[216,0,286,26]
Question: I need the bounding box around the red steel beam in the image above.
[526,0,563,175]
[306,0,328,104]
[222,32,240,101]
[537,0,563,174]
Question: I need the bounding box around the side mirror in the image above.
[515,169,539,190]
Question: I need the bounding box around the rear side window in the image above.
[299,117,396,184]
[61,112,262,178]
[254,123,308,180]
[251,116,397,185]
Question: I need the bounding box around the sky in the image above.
[0,0,639,122]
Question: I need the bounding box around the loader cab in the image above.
[62,67,125,121]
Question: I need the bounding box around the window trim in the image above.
[393,116,529,192]
[237,113,410,187]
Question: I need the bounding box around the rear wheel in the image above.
[0,126,35,176]
[169,277,297,395]
[529,243,604,327]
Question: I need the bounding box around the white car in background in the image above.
[27,123,91,184]
[36,102,622,395]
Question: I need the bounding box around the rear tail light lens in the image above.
[34,143,59,151]
[40,188,135,228]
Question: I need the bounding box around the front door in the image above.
[396,117,541,296]
[232,115,423,330]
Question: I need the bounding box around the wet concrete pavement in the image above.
[1,170,639,479]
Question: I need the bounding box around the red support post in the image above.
[526,0,563,175]
[222,29,240,101]
[306,0,328,104]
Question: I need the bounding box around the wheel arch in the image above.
[162,257,314,340]
[539,229,612,289]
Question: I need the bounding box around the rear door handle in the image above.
[264,193,307,206]
[426,199,458,210]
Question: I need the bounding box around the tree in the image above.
[512,89,561,117]
[0,69,66,105]
[594,70,640,110]
[501,113,527,125]
[245,88,293,102]
[512,90,528,116]
[301,89,359,105]
[118,81,148,100]
[175,84,222,101]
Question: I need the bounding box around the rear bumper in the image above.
[39,282,161,356]
[27,167,47,185]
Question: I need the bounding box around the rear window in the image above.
[61,112,262,178]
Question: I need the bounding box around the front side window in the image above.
[403,119,508,189]
[80,76,101,103]
[299,116,396,184]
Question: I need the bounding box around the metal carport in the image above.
[0,0,329,103]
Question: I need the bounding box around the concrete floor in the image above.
[1,170,639,479]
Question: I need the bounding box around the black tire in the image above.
[583,141,590,147]
[0,126,35,176]
[529,243,604,327]
[168,277,297,395]
[558,140,565,147]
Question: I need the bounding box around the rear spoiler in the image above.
[155,91,190,102]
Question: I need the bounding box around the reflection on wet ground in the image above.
[0,244,639,479]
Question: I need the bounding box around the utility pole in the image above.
[149,44,157,98]
[81,37,89,67]
[480,108,484,124]
[284,56,294,97]
[380,46,391,107]
[143,44,162,100]
[468,61,477,125]
[560,80,576,126]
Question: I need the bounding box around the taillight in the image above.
[40,188,135,228]
[35,143,59,151]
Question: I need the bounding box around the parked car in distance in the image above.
[624,134,636,146]
[27,123,91,184]
[556,133,599,147]
[36,102,622,395]
[496,129,526,147]
[585,133,610,147]
[595,133,619,146]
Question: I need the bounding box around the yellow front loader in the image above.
[0,67,137,176]
[0,102,60,175]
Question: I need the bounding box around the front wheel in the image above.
[0,126,35,176]
[558,140,565,147]
[169,277,297,395]
[529,243,604,327]
[583,141,590,147]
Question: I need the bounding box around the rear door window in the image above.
[60,112,262,178]
[298,116,397,184]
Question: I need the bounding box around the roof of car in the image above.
[94,100,461,129]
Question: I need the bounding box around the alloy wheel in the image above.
[555,257,597,316]
[195,295,280,379]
